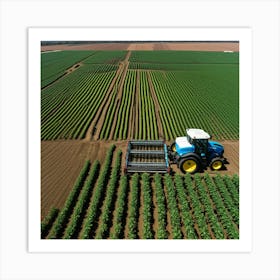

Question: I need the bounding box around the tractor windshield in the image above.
[193,139,208,155]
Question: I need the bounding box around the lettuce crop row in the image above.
[184,174,211,239]
[110,175,129,239]
[48,160,91,239]
[63,160,100,239]
[141,173,154,239]
[95,150,122,239]
[154,173,168,239]
[174,174,198,239]
[127,173,140,239]
[41,207,59,239]
[81,145,115,238]
[164,174,183,239]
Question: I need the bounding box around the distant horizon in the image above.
[41,40,239,46]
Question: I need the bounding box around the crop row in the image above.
[43,148,239,239]
[81,145,116,239]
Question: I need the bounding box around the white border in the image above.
[28,27,252,253]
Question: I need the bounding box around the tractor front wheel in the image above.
[210,158,224,171]
[179,157,200,174]
[170,142,176,152]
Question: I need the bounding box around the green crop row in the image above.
[141,173,154,239]
[81,145,115,239]
[48,160,91,239]
[184,174,212,239]
[41,207,59,239]
[127,173,140,239]
[174,174,198,239]
[63,160,100,239]
[95,150,122,239]
[164,174,183,239]
[110,175,129,239]
[154,173,168,239]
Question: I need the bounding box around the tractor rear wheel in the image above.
[179,157,200,174]
[210,158,224,171]
[170,142,176,152]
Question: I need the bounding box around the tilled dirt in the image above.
[41,139,239,218]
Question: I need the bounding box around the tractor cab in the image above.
[186,129,210,157]
[169,128,227,174]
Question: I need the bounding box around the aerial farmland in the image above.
[41,42,239,239]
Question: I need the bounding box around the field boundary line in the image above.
[109,51,131,140]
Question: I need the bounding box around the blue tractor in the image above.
[169,128,227,174]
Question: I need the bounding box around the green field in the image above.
[41,50,239,141]
[41,50,240,239]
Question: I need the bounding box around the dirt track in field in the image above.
[41,139,239,218]
[41,42,239,52]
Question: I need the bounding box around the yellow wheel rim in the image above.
[182,159,197,173]
[212,160,223,170]
[172,144,176,152]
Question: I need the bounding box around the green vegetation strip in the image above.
[127,173,140,239]
[41,207,59,239]
[174,174,198,239]
[81,145,115,239]
[95,150,122,239]
[48,160,91,239]
[63,160,100,239]
[185,174,211,239]
[141,173,154,239]
[110,175,129,239]
[164,174,183,239]
[154,173,168,239]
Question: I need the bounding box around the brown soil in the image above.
[42,42,239,52]
[41,139,238,219]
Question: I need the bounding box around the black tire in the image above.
[170,142,176,152]
[179,157,200,174]
[210,157,224,171]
